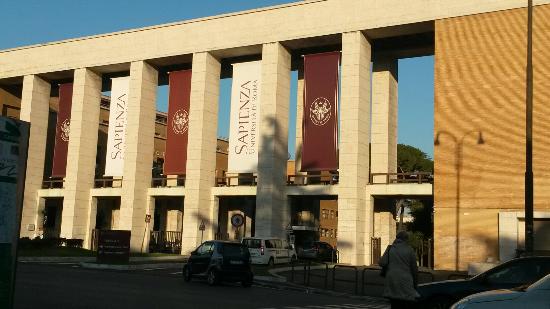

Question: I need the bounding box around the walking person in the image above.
[379,231,419,309]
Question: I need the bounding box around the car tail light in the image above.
[260,246,264,255]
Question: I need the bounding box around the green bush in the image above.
[18,237,83,249]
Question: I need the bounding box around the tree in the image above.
[395,144,434,243]
[397,144,433,173]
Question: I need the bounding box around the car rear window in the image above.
[220,243,249,257]
[242,239,261,248]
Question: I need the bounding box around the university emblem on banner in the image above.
[60,119,70,142]
[172,109,189,135]
[309,97,332,126]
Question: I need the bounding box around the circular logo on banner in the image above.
[60,119,70,142]
[231,214,245,228]
[309,97,332,126]
[172,109,189,135]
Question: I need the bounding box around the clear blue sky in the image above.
[0,0,433,158]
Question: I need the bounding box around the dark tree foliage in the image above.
[397,144,433,173]
[408,199,433,238]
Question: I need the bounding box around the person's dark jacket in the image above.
[379,238,420,301]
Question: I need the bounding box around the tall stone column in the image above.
[19,75,51,238]
[338,31,372,265]
[294,63,306,184]
[371,58,398,183]
[255,42,291,238]
[119,61,158,251]
[62,68,102,242]
[181,52,220,254]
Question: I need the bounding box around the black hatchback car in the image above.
[183,241,253,287]
[418,256,550,308]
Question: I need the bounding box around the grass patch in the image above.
[18,247,186,258]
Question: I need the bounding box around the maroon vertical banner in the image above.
[51,83,73,177]
[164,70,192,175]
[301,52,340,171]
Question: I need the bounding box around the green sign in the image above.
[0,117,29,309]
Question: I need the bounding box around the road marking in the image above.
[170,271,183,275]
[143,267,168,271]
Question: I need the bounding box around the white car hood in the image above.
[463,289,523,304]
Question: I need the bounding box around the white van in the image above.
[242,237,297,266]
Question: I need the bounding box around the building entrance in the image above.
[217,196,255,241]
[289,196,338,254]
[150,196,184,254]
[94,197,120,230]
[42,198,63,238]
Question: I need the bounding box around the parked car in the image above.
[451,273,550,308]
[242,237,297,265]
[417,256,550,308]
[298,241,338,262]
[183,240,253,287]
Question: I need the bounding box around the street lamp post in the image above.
[525,0,534,256]
[435,130,484,270]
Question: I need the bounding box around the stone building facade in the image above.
[1,0,549,270]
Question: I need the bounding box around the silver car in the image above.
[451,273,550,309]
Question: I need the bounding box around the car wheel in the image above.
[268,257,274,267]
[183,266,192,282]
[207,269,219,286]
[427,296,452,309]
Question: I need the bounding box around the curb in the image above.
[80,262,185,270]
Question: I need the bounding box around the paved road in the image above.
[14,263,389,309]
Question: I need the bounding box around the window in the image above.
[197,242,214,255]
[486,260,541,285]
[220,243,248,257]
[243,239,261,248]
[330,210,335,219]
[265,240,276,248]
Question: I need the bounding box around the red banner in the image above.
[164,70,192,175]
[301,52,340,172]
[51,83,73,177]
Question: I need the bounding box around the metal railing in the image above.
[149,231,182,254]
[151,176,185,187]
[369,172,433,184]
[288,260,465,295]
[287,173,339,185]
[215,175,257,187]
[332,265,359,294]
[42,178,64,189]
[94,178,122,188]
